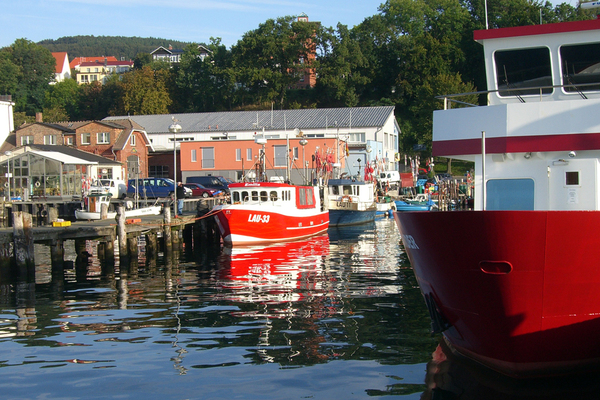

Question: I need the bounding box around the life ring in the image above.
[34,181,41,188]
[341,195,352,202]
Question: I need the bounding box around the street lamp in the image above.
[300,139,308,185]
[169,118,182,217]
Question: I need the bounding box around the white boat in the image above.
[326,179,377,226]
[75,192,162,220]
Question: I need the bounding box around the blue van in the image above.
[127,178,183,198]
[186,176,230,193]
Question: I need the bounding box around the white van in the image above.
[92,178,127,199]
[378,171,401,189]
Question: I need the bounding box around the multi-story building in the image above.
[104,106,400,184]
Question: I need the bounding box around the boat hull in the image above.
[75,206,162,220]
[329,208,376,226]
[214,207,329,246]
[394,210,600,377]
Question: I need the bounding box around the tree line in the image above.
[0,0,592,154]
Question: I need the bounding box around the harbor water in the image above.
[1,218,599,399]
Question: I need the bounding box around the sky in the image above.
[0,0,579,50]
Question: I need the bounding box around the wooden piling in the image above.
[47,207,58,224]
[104,235,115,266]
[116,206,127,258]
[12,212,35,278]
[50,239,64,268]
[163,206,172,254]
[145,231,157,260]
[100,203,108,220]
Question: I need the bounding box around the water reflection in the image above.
[422,339,600,399]
[0,219,434,399]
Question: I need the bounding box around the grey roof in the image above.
[104,106,395,134]
[28,145,122,165]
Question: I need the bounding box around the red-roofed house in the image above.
[51,52,71,83]
[74,58,134,85]
[69,56,118,71]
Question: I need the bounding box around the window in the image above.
[66,136,74,145]
[486,179,534,210]
[293,147,299,160]
[81,133,91,144]
[247,148,252,161]
[297,187,315,208]
[20,136,33,145]
[348,132,366,143]
[560,42,600,92]
[566,171,579,185]
[202,147,215,169]
[494,47,552,97]
[236,148,242,161]
[149,165,169,178]
[130,135,136,146]
[274,145,287,167]
[191,149,197,162]
[97,132,110,144]
[44,135,56,145]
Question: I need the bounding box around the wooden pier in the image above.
[0,198,222,282]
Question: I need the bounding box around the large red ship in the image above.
[394,17,600,377]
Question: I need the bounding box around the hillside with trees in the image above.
[0,0,593,157]
[37,36,193,61]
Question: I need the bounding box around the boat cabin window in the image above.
[270,191,278,201]
[232,191,240,202]
[330,186,340,195]
[486,178,534,210]
[297,187,315,208]
[565,171,579,186]
[251,191,259,201]
[494,47,552,97]
[560,43,600,93]
[260,191,268,202]
[343,185,353,195]
[282,190,291,201]
[241,191,249,201]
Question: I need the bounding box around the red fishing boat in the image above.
[213,181,329,245]
[394,17,600,377]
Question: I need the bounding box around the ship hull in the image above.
[214,206,329,246]
[394,210,600,377]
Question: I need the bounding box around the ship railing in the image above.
[438,81,600,110]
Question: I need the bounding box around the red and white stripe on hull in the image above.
[394,210,600,378]
[214,207,329,246]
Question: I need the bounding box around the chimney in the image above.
[168,44,172,50]
[36,112,43,123]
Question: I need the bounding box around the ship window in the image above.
[251,191,258,201]
[565,171,579,186]
[260,191,268,202]
[241,191,249,202]
[486,178,534,210]
[232,192,240,202]
[270,191,278,201]
[560,43,600,93]
[494,47,552,97]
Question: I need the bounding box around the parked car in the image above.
[183,183,219,198]
[435,173,453,181]
[186,176,230,194]
[127,178,191,198]
[91,178,127,199]
[378,170,401,190]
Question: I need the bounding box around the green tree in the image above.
[133,52,152,69]
[231,16,321,107]
[314,24,369,107]
[175,39,236,112]
[0,51,21,96]
[118,66,172,115]
[6,39,56,114]
[45,79,81,120]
